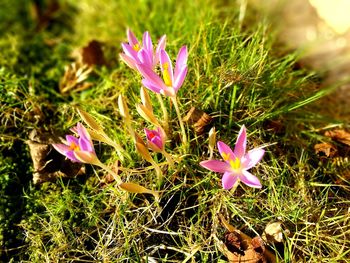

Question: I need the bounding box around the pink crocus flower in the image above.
[52,123,97,164]
[137,46,188,97]
[200,125,265,190]
[144,127,165,152]
[120,29,166,70]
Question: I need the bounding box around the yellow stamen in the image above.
[229,157,241,170]
[222,152,230,161]
[162,62,172,86]
[133,43,141,52]
[69,142,80,151]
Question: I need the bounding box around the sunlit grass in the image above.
[1,0,349,262]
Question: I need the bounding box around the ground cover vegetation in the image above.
[1,0,349,262]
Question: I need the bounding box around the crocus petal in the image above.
[160,49,174,86]
[200,160,231,173]
[157,126,166,142]
[150,135,163,150]
[217,141,236,162]
[52,143,70,156]
[77,123,92,143]
[66,135,79,145]
[155,35,166,65]
[142,31,153,57]
[174,45,188,79]
[173,66,187,92]
[121,43,139,61]
[120,53,137,70]
[142,79,162,94]
[242,148,265,169]
[138,49,153,69]
[222,172,239,190]
[74,151,99,165]
[160,87,176,97]
[137,64,167,90]
[240,170,262,188]
[234,125,247,159]
[79,137,94,152]
[66,150,81,162]
[127,28,139,47]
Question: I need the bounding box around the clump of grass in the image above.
[1,0,349,262]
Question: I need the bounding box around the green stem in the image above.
[96,162,122,184]
[156,93,169,135]
[171,96,187,145]
[162,150,174,168]
[149,159,163,186]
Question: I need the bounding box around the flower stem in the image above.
[149,159,163,186]
[156,93,169,135]
[96,162,122,184]
[171,96,187,146]
[162,150,174,168]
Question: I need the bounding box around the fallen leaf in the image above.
[81,40,106,66]
[262,222,289,244]
[30,0,60,31]
[314,142,338,158]
[218,214,277,263]
[27,129,85,185]
[59,62,93,94]
[183,107,212,134]
[325,129,350,146]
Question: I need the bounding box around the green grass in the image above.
[1,0,349,262]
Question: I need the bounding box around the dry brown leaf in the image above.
[59,62,93,94]
[314,142,338,158]
[183,107,212,134]
[81,40,106,66]
[30,0,60,31]
[262,222,290,244]
[325,129,350,146]
[219,214,276,263]
[27,130,85,185]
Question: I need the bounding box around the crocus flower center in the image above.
[229,157,241,170]
[222,152,230,161]
[162,62,172,87]
[69,142,80,152]
[148,131,156,139]
[133,43,141,52]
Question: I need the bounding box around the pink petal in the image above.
[234,125,247,158]
[160,49,174,85]
[174,45,188,79]
[240,170,262,188]
[217,141,235,162]
[157,126,166,142]
[66,135,79,145]
[173,66,187,92]
[119,53,137,70]
[141,78,162,94]
[121,43,139,62]
[142,31,153,56]
[138,49,153,69]
[137,64,167,90]
[127,28,139,47]
[79,137,94,152]
[160,87,176,97]
[76,123,91,142]
[52,143,70,156]
[155,35,166,65]
[242,148,265,169]
[66,150,80,162]
[200,160,230,173]
[222,172,238,190]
